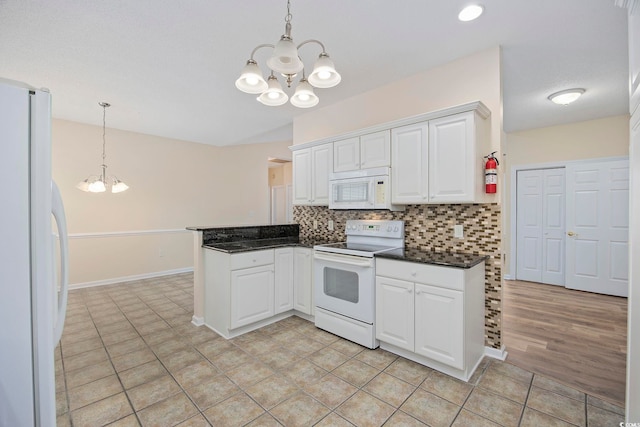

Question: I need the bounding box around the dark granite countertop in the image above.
[203,237,333,253]
[376,248,488,269]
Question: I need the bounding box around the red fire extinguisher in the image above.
[484,151,499,194]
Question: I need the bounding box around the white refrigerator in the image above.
[0,79,69,426]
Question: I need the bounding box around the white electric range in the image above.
[313,220,404,348]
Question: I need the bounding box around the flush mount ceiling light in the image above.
[458,4,484,21]
[548,88,586,105]
[235,0,340,108]
[76,102,129,194]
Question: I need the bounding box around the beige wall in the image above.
[503,115,630,276]
[293,47,503,171]
[53,119,291,285]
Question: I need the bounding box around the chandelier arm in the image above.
[296,39,326,54]
[250,44,275,60]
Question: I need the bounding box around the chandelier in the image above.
[235,0,341,108]
[76,102,129,193]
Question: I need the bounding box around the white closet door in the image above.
[566,160,629,297]
[542,169,566,285]
[516,170,543,282]
[516,168,565,285]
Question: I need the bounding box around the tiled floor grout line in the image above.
[57,274,626,427]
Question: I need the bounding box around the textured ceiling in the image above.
[0,0,630,146]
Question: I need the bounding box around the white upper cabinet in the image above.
[333,137,360,172]
[293,102,492,206]
[428,111,491,203]
[391,122,429,204]
[292,143,333,206]
[392,108,491,205]
[334,131,390,172]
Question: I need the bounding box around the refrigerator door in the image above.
[0,80,63,426]
[0,79,37,427]
[30,84,58,426]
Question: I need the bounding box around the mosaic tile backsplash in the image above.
[294,204,502,349]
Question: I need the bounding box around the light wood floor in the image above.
[503,279,627,408]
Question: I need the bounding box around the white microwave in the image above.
[329,167,405,211]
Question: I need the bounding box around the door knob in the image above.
[567,231,576,237]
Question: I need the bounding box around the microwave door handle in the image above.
[369,180,375,207]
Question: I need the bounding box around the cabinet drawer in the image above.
[376,258,464,291]
[230,249,274,270]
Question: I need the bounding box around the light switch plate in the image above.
[313,220,318,230]
[328,220,334,231]
[454,224,464,239]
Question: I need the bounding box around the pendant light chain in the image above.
[101,103,107,167]
[285,0,292,23]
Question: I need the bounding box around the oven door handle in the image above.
[314,251,374,267]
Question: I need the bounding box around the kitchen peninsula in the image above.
[187,224,327,338]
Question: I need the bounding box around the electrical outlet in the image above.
[453,224,464,239]
[328,220,334,231]
[158,248,164,257]
[313,219,318,230]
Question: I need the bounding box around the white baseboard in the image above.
[503,274,515,280]
[191,316,204,327]
[485,345,508,361]
[69,267,194,290]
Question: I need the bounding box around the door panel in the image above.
[566,160,629,296]
[542,169,566,285]
[516,171,543,282]
[516,168,565,285]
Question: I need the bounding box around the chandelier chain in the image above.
[101,103,107,166]
[285,0,292,23]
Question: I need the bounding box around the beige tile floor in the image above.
[55,273,625,426]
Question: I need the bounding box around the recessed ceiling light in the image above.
[458,5,484,21]
[548,88,586,105]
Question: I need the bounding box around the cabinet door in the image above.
[414,283,464,369]
[311,144,333,205]
[375,276,414,351]
[293,247,313,315]
[391,122,429,204]
[334,137,360,172]
[274,248,294,314]
[230,265,274,329]
[360,131,390,169]
[292,148,312,205]
[428,112,475,203]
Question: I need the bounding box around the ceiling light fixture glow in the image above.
[458,5,484,21]
[76,102,129,194]
[548,88,586,105]
[235,0,340,108]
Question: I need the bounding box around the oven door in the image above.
[314,251,375,324]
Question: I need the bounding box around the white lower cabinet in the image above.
[230,265,274,329]
[274,248,294,314]
[293,247,313,315]
[375,258,484,381]
[375,276,414,351]
[414,283,464,369]
[204,246,314,338]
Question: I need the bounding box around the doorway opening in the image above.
[268,158,293,224]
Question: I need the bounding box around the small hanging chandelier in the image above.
[76,102,129,193]
[235,0,341,108]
